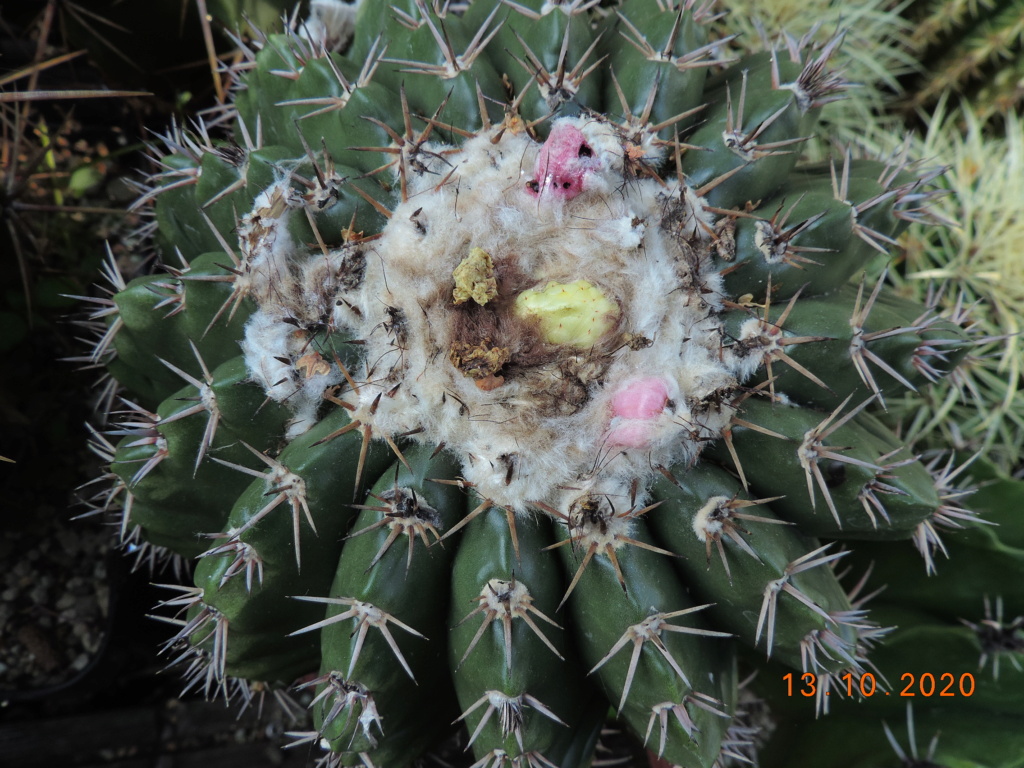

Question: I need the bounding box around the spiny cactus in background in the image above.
[881,102,1024,472]
[710,0,919,158]
[725,0,1024,136]
[900,0,1024,124]
[77,1,1024,766]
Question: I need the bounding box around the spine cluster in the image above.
[75,3,1011,767]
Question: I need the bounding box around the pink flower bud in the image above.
[606,377,671,448]
[527,123,598,200]
[611,378,670,420]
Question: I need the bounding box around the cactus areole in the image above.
[85,1,980,767]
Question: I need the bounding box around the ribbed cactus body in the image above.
[83,2,1008,766]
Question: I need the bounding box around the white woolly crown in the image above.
[258,115,750,514]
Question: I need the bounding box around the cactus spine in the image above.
[79,2,1014,766]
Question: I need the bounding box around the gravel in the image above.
[0,515,113,692]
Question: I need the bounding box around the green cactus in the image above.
[78,1,1023,766]
[759,463,1024,768]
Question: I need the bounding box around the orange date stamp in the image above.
[784,672,976,698]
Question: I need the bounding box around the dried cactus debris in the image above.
[79,1,990,766]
